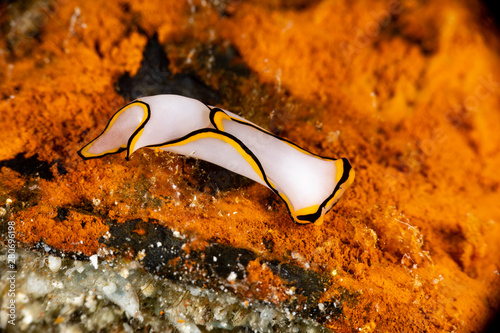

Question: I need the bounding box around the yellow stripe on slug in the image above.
[210,109,233,132]
[335,158,345,183]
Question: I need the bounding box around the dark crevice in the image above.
[116,33,221,104]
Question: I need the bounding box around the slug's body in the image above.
[78,94,355,225]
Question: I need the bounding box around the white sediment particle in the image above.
[47,255,62,272]
[59,324,83,333]
[119,268,130,279]
[227,272,237,283]
[16,292,29,304]
[90,255,98,269]
[84,295,97,312]
[259,308,276,320]
[52,281,64,289]
[140,280,157,297]
[102,282,117,295]
[64,266,77,278]
[25,275,53,298]
[68,295,85,307]
[20,304,41,328]
[75,261,85,273]
[136,249,146,260]
[123,323,134,333]
[172,230,186,239]
[96,272,142,320]
[97,247,113,257]
[188,286,202,297]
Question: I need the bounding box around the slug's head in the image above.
[293,157,355,226]
[78,101,151,160]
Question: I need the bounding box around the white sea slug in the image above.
[78,95,354,225]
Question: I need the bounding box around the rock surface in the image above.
[1,0,500,331]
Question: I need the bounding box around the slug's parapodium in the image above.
[78,94,355,225]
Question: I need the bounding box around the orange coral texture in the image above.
[1,0,500,331]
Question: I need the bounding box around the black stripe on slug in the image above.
[207,106,225,128]
[125,101,152,160]
[77,146,128,160]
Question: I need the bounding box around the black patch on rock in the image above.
[55,207,70,221]
[481,0,500,31]
[0,153,53,180]
[99,217,345,322]
[103,218,184,262]
[266,260,329,301]
[205,243,257,280]
[190,159,254,193]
